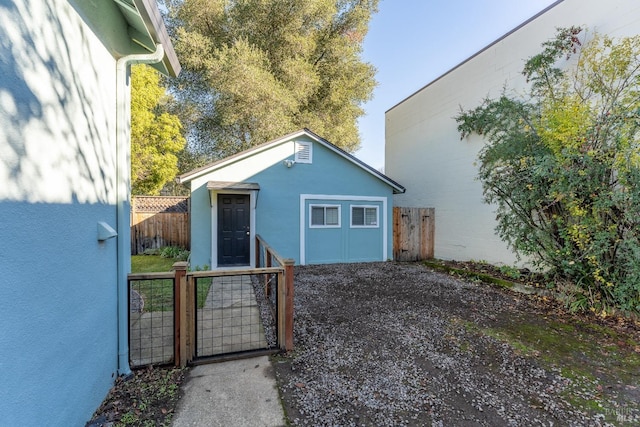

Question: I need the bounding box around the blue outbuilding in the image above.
[178,129,405,268]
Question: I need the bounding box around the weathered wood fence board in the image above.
[131,196,190,255]
[393,207,435,261]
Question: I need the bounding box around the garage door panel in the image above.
[304,198,385,265]
[306,227,343,264]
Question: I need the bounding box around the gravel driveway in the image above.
[273,262,640,426]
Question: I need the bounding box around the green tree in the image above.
[456,28,640,313]
[164,0,377,159]
[131,64,186,195]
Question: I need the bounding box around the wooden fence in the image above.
[131,196,190,255]
[393,207,435,261]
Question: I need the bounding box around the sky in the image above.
[354,0,559,170]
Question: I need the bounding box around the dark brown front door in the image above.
[217,194,250,266]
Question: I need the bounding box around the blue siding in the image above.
[0,201,119,426]
[254,138,393,263]
[188,134,397,266]
[347,205,385,262]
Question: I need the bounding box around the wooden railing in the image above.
[255,234,295,352]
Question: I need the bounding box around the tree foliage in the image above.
[164,0,378,159]
[131,64,186,195]
[456,28,640,313]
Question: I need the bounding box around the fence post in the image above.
[283,259,295,351]
[277,270,286,350]
[172,261,188,367]
[255,236,261,268]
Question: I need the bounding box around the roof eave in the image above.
[177,130,309,184]
[112,0,181,77]
[132,0,181,77]
[178,129,406,194]
[301,129,406,194]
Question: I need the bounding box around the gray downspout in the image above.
[116,44,165,376]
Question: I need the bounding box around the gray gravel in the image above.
[273,262,640,426]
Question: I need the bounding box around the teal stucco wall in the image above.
[0,203,119,426]
[0,1,131,424]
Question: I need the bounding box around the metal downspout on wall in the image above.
[116,43,164,376]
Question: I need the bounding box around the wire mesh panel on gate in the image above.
[194,273,277,358]
[129,277,175,367]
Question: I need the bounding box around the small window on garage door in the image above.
[310,205,340,228]
[351,205,378,228]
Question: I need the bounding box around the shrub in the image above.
[456,28,640,314]
[159,246,190,261]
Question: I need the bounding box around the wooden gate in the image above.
[393,207,435,261]
[128,235,295,368]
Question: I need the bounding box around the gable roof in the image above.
[177,129,406,194]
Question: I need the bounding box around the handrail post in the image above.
[265,251,272,297]
[255,234,295,352]
[172,261,189,367]
[255,236,261,268]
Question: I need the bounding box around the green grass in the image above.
[423,260,515,289]
[130,278,174,313]
[195,277,213,308]
[474,318,640,419]
[131,255,176,312]
[131,255,177,273]
[130,255,212,311]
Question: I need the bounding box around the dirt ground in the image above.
[273,262,640,426]
[87,366,186,426]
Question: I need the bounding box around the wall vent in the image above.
[295,141,312,164]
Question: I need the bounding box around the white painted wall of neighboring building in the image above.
[385,0,640,265]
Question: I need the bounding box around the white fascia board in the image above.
[178,128,405,193]
[178,130,308,184]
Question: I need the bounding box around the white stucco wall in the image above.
[386,0,640,265]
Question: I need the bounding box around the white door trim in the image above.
[210,190,257,269]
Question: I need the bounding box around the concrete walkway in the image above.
[171,356,287,427]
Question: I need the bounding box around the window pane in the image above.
[365,208,377,226]
[311,207,324,225]
[325,207,339,225]
[352,207,364,226]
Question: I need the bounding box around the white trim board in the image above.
[209,189,258,269]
